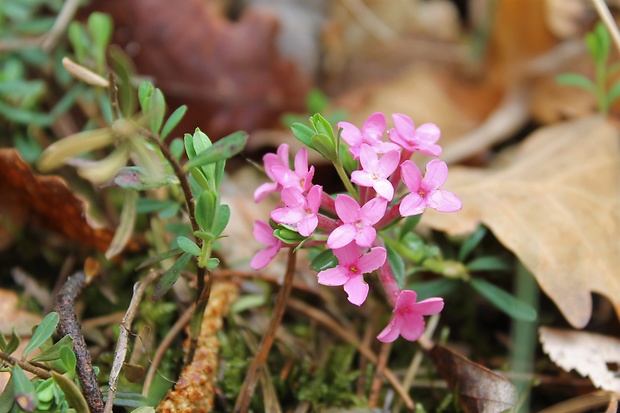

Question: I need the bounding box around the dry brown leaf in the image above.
[540,326,620,393]
[428,344,518,413]
[422,117,620,328]
[0,149,113,252]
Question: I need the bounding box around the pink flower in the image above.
[339,112,399,159]
[270,185,322,237]
[254,144,289,202]
[271,147,314,193]
[388,114,442,157]
[327,195,387,249]
[317,243,387,306]
[399,159,462,216]
[377,290,444,342]
[351,145,400,201]
[251,220,284,270]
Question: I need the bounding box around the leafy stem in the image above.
[0,351,52,379]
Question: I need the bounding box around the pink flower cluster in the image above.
[251,112,461,342]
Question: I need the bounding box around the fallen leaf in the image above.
[422,116,620,328]
[0,149,113,252]
[539,326,620,393]
[428,344,518,413]
[89,0,310,141]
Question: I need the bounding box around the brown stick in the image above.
[0,352,51,379]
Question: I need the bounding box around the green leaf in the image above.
[311,133,337,162]
[184,131,248,171]
[138,81,154,112]
[105,190,138,259]
[407,278,460,301]
[153,252,193,301]
[131,407,156,413]
[88,12,113,52]
[386,242,406,288]
[51,372,89,413]
[309,248,338,272]
[206,257,220,269]
[160,105,187,140]
[306,89,330,113]
[0,100,53,126]
[0,376,14,413]
[466,256,512,272]
[109,45,137,117]
[170,138,185,161]
[555,73,597,93]
[458,225,487,262]
[4,327,20,356]
[595,22,610,64]
[585,31,601,62]
[148,88,166,134]
[230,294,267,313]
[290,122,316,150]
[398,214,421,241]
[273,227,305,244]
[212,204,230,237]
[195,190,217,231]
[469,278,537,321]
[12,366,37,412]
[32,335,73,362]
[135,248,183,271]
[607,78,620,107]
[176,236,201,256]
[59,345,77,372]
[0,331,7,352]
[67,22,89,63]
[23,312,59,358]
[310,113,335,141]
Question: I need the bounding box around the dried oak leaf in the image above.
[90,0,310,140]
[422,116,620,328]
[539,326,620,393]
[0,149,113,252]
[428,344,518,413]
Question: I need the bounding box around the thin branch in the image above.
[233,249,297,413]
[0,352,51,379]
[104,270,159,413]
[592,0,620,55]
[56,272,104,413]
[368,342,393,408]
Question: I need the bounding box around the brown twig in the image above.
[55,272,104,413]
[104,270,159,413]
[0,352,51,379]
[233,249,297,412]
[215,269,320,296]
[286,298,414,410]
[369,342,393,407]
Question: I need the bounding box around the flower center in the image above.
[349,265,359,274]
[418,189,427,197]
[354,220,364,229]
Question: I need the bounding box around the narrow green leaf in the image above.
[131,407,156,413]
[138,81,153,112]
[176,236,200,256]
[184,132,196,158]
[555,73,597,93]
[109,45,137,117]
[0,331,7,352]
[191,129,215,185]
[105,190,138,259]
[230,294,267,314]
[470,278,537,321]
[398,214,421,241]
[59,345,77,372]
[458,225,487,262]
[310,248,338,272]
[5,327,21,356]
[386,243,406,288]
[12,366,37,412]
[32,335,73,362]
[160,105,187,140]
[206,257,220,270]
[585,31,600,61]
[67,22,89,63]
[212,204,230,237]
[88,12,113,53]
[466,256,512,272]
[153,252,192,301]
[290,122,316,150]
[170,138,185,161]
[183,131,248,171]
[51,372,89,413]
[148,88,166,134]
[273,228,305,244]
[23,312,59,358]
[407,278,460,301]
[0,100,54,126]
[595,22,610,64]
[135,248,183,271]
[311,133,337,162]
[195,190,217,231]
[306,89,330,113]
[0,376,14,413]
[35,378,55,404]
[607,79,620,107]
[310,113,335,141]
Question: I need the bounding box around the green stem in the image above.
[334,162,358,201]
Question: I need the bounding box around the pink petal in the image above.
[377,150,400,177]
[362,112,386,142]
[297,215,318,237]
[399,315,425,341]
[401,161,422,192]
[271,165,294,188]
[373,179,394,201]
[338,122,362,147]
[317,267,349,286]
[332,242,361,265]
[423,159,448,190]
[428,190,462,212]
[415,123,440,144]
[251,245,280,270]
[302,166,315,192]
[253,220,276,245]
[254,182,278,202]
[344,276,369,306]
[392,113,415,137]
[335,194,361,223]
[327,224,356,249]
[388,128,409,149]
[350,170,375,188]
[280,187,304,208]
[377,318,401,343]
[415,297,445,315]
[270,207,305,225]
[306,185,323,212]
[359,197,387,225]
[357,247,387,273]
[294,148,308,175]
[399,193,426,217]
[359,144,379,171]
[355,226,377,248]
[395,290,418,310]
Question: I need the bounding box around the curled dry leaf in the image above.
[539,326,620,393]
[422,116,620,328]
[428,344,518,413]
[0,149,113,252]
